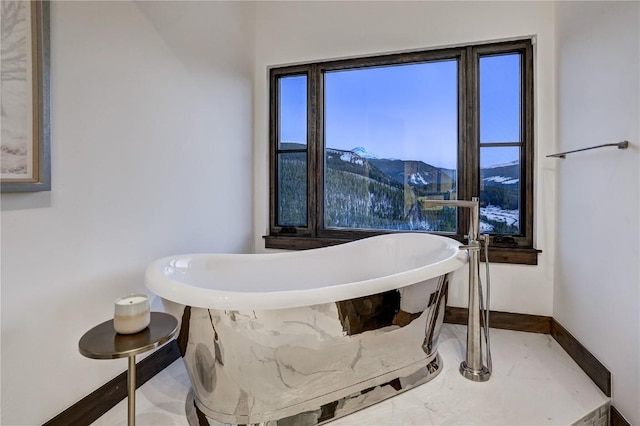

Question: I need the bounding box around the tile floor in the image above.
[93,324,610,426]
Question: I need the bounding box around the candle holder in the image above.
[114,294,150,334]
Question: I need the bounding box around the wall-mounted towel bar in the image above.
[547,141,629,158]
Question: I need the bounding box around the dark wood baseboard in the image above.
[550,319,611,397]
[444,306,552,334]
[611,405,631,426]
[43,340,180,426]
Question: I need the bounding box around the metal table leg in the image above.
[128,355,136,426]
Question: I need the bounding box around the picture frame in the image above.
[1,0,50,192]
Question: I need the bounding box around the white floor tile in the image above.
[93,324,609,426]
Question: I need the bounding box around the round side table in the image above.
[79,312,178,426]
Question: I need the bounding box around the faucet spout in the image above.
[421,198,480,243]
[422,196,491,382]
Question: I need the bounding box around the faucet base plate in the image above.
[459,361,491,382]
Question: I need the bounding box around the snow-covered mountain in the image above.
[281,142,519,234]
[351,146,378,159]
[339,151,365,166]
[326,146,456,198]
[481,161,519,187]
[483,175,519,185]
[483,160,519,169]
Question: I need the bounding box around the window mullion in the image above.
[311,64,322,237]
[269,69,278,234]
[522,42,534,247]
[469,46,481,202]
[459,46,478,238]
[479,142,521,148]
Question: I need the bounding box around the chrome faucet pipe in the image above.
[422,197,491,382]
[420,198,479,242]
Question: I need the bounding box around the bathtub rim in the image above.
[145,233,467,311]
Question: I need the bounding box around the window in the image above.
[267,40,538,265]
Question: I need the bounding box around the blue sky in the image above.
[279,54,521,170]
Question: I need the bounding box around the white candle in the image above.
[113,294,150,334]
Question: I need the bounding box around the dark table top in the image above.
[79,312,178,360]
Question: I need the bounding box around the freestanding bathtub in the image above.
[145,233,467,426]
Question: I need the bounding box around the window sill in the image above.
[263,235,541,265]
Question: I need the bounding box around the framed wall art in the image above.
[1,0,50,192]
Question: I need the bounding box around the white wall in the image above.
[0,1,255,424]
[253,1,557,316]
[554,2,640,423]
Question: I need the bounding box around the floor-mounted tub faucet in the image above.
[422,196,492,382]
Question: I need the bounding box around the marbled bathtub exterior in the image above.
[164,274,450,425]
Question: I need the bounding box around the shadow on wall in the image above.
[1,192,52,211]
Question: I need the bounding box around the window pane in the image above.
[479,54,521,143]
[277,75,307,227]
[480,146,520,234]
[279,75,307,150]
[324,61,458,232]
[278,152,307,226]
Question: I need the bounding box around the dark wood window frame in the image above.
[266,39,540,265]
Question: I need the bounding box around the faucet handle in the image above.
[459,242,480,251]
